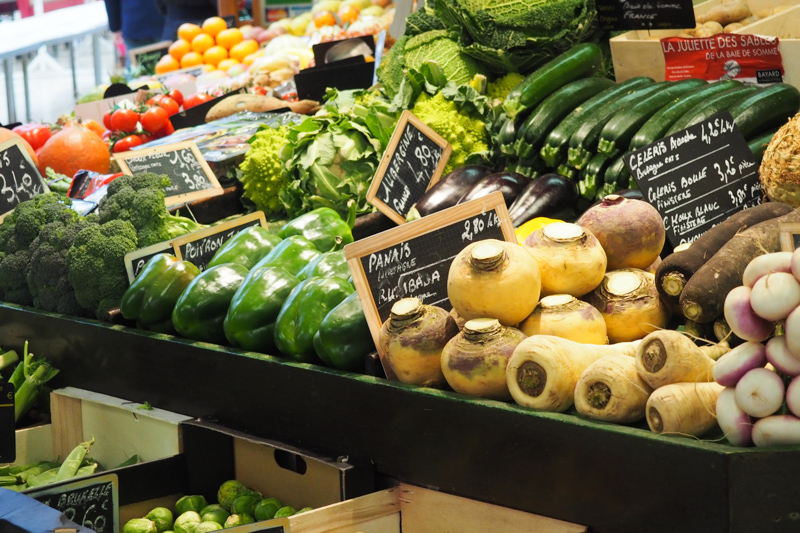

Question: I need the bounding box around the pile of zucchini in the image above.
[493,43,800,201]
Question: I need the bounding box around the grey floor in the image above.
[0,32,119,125]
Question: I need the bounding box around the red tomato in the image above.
[110,109,140,133]
[102,110,114,130]
[166,89,184,107]
[113,135,143,153]
[137,133,155,144]
[155,120,175,138]
[154,96,180,116]
[183,92,214,110]
[146,95,164,107]
[12,124,52,151]
[140,106,169,134]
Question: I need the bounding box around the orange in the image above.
[202,16,228,37]
[215,28,244,49]
[191,33,215,54]
[203,45,228,66]
[180,51,203,68]
[314,10,336,27]
[168,39,191,60]
[202,64,216,72]
[177,23,203,42]
[230,40,259,62]
[217,58,239,71]
[339,4,359,23]
[154,54,180,74]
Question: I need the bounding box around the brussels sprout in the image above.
[295,507,314,514]
[199,504,230,526]
[253,499,281,522]
[175,495,208,516]
[274,506,296,518]
[194,522,223,533]
[230,494,261,516]
[223,514,255,528]
[217,480,251,511]
[145,507,174,533]
[122,518,157,533]
[173,511,202,533]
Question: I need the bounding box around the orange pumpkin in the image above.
[37,126,110,178]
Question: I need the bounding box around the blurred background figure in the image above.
[156,0,218,42]
[104,0,166,67]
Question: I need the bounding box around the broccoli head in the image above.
[9,193,78,249]
[0,248,32,305]
[28,219,96,316]
[98,173,203,247]
[67,219,138,320]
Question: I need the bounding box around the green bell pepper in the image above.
[208,226,282,270]
[274,277,354,362]
[120,254,178,321]
[138,261,201,331]
[298,250,350,281]
[224,266,301,352]
[253,236,319,277]
[313,292,374,372]
[278,201,356,253]
[171,264,249,344]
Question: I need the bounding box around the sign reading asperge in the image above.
[0,138,49,221]
[367,110,451,225]
[27,473,118,533]
[625,111,761,247]
[662,34,784,84]
[172,211,267,272]
[114,140,223,207]
[596,0,695,31]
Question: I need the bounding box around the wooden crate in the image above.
[610,0,800,87]
[1,423,53,467]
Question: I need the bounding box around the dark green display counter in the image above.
[3,303,800,533]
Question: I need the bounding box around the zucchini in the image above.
[748,128,778,162]
[567,82,672,170]
[630,80,741,151]
[514,77,615,158]
[603,155,630,190]
[498,117,520,155]
[666,85,760,136]
[584,154,612,193]
[730,83,800,139]
[556,164,577,179]
[541,76,654,168]
[597,78,707,157]
[503,43,603,119]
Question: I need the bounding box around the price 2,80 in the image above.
[461,212,501,242]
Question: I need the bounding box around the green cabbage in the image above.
[403,30,483,87]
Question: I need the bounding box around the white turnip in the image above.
[448,239,541,326]
[574,355,652,423]
[506,335,640,412]
[635,330,728,389]
[723,286,773,343]
[586,269,670,343]
[785,375,800,418]
[523,223,607,298]
[743,252,792,287]
[791,247,800,282]
[734,367,785,418]
[713,341,767,387]
[716,387,753,447]
[785,305,800,356]
[646,382,724,436]
[752,415,800,447]
[766,336,800,377]
[749,272,800,321]
[519,294,607,344]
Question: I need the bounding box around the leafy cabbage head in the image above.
[403,30,483,87]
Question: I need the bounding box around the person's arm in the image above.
[103,0,122,33]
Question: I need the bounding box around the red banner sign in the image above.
[662,34,784,84]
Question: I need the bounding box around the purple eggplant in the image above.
[507,173,578,227]
[407,165,493,220]
[458,171,530,208]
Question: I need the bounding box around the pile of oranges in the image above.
[155,17,260,75]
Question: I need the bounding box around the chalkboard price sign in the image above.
[124,241,175,283]
[172,211,267,272]
[596,0,694,30]
[128,41,172,73]
[0,381,14,464]
[625,111,761,247]
[345,192,515,367]
[367,110,452,225]
[28,473,118,533]
[114,141,224,207]
[0,138,49,221]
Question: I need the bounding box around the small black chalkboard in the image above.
[345,192,515,375]
[27,473,118,533]
[124,241,175,283]
[0,381,14,464]
[0,138,49,221]
[596,0,695,30]
[129,41,172,74]
[172,211,266,272]
[367,110,452,225]
[114,141,223,207]
[626,111,761,247]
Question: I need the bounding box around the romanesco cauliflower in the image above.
[239,125,290,217]
[486,72,526,101]
[411,92,488,174]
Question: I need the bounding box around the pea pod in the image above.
[56,437,95,482]
[27,467,60,488]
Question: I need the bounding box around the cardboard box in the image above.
[610,0,800,88]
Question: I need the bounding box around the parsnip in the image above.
[646,382,725,436]
[575,355,653,423]
[506,335,640,412]
[635,330,729,389]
